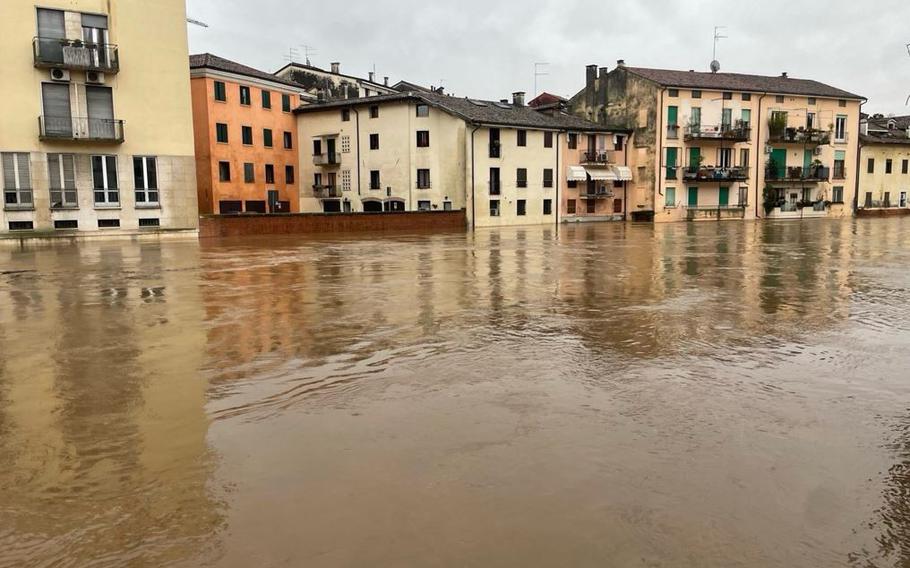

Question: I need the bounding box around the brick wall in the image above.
[198,210,467,238]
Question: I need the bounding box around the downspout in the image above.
[853,98,867,215]
[555,131,561,227]
[353,107,361,197]
[624,132,630,220]
[754,93,767,219]
[656,89,664,222]
[470,124,480,230]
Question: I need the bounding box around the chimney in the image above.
[586,64,597,89]
[436,86,444,95]
[330,62,340,74]
[368,71,375,82]
[512,91,525,106]
[597,66,608,107]
[500,99,509,104]
[384,76,389,86]
[616,59,625,67]
[781,71,788,78]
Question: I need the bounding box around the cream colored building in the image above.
[570,62,864,222]
[296,90,606,227]
[857,115,910,211]
[0,0,197,237]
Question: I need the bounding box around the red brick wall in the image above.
[199,210,467,238]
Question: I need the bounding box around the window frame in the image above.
[218,161,231,182]
[2,152,34,209]
[283,131,293,149]
[132,155,159,206]
[285,164,295,184]
[263,128,273,148]
[516,199,526,216]
[517,130,527,147]
[281,93,291,112]
[264,164,275,184]
[241,125,253,146]
[243,162,255,183]
[416,130,430,148]
[261,89,271,109]
[216,122,229,144]
[417,168,431,189]
[416,104,429,117]
[370,170,381,190]
[239,85,251,106]
[544,131,554,148]
[369,133,380,150]
[48,153,77,209]
[369,105,379,118]
[214,81,226,102]
[516,168,528,188]
[91,154,119,206]
[543,168,553,188]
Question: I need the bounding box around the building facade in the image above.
[274,61,397,100]
[858,114,910,212]
[0,0,197,236]
[569,62,864,222]
[190,53,313,214]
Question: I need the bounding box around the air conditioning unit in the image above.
[86,71,106,84]
[50,68,70,82]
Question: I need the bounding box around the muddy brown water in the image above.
[1,219,910,567]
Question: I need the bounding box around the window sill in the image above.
[51,206,79,211]
[94,205,122,210]
[4,206,35,212]
[135,204,161,209]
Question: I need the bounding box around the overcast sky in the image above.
[187,0,910,114]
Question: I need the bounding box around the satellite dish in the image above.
[710,60,721,73]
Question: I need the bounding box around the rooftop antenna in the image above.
[186,17,209,27]
[283,47,300,64]
[711,26,727,73]
[906,44,910,105]
[534,62,549,97]
[300,44,317,66]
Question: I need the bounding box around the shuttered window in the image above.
[37,8,65,63]
[133,156,159,205]
[2,153,33,208]
[48,153,77,208]
[86,86,115,139]
[42,83,72,137]
[91,155,119,205]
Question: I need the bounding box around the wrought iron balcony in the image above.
[684,123,751,142]
[765,165,830,182]
[581,150,614,165]
[686,206,747,221]
[312,185,341,198]
[39,116,124,142]
[33,37,119,73]
[767,127,831,145]
[683,166,749,182]
[313,152,340,166]
[579,189,613,199]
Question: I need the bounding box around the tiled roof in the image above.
[865,114,910,131]
[860,133,910,145]
[273,62,392,90]
[296,91,616,131]
[189,53,305,90]
[623,66,863,100]
[528,92,567,107]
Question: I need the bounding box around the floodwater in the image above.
[1,218,910,567]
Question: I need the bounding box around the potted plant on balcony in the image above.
[762,186,779,215]
[765,157,780,180]
[768,114,787,139]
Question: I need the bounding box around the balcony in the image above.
[313,152,340,166]
[686,206,747,221]
[313,185,341,198]
[581,150,614,165]
[666,124,680,139]
[767,201,829,219]
[489,141,502,159]
[579,189,613,199]
[33,37,119,73]
[765,165,830,182]
[684,123,751,142]
[39,116,124,143]
[767,127,831,145]
[683,166,749,182]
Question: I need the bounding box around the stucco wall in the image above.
[858,144,910,207]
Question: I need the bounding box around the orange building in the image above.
[189,53,310,214]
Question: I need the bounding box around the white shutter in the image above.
[62,154,76,189]
[48,154,61,188]
[16,154,31,189]
[2,154,15,189]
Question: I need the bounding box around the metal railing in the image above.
[579,189,613,199]
[767,127,831,145]
[666,124,680,139]
[312,185,341,198]
[765,165,829,182]
[581,150,614,164]
[33,37,119,73]
[683,166,749,181]
[684,124,751,142]
[313,152,340,166]
[489,142,502,158]
[39,116,124,142]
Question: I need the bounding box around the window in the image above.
[313,172,322,187]
[283,131,293,149]
[834,150,846,179]
[443,201,452,211]
[341,136,351,153]
[265,164,275,184]
[133,156,159,205]
[218,161,230,182]
[614,135,624,151]
[313,139,322,156]
[216,123,228,143]
[868,158,875,174]
[48,153,77,208]
[369,105,379,118]
[903,159,909,174]
[742,93,751,101]
[886,159,893,174]
[416,104,429,117]
[282,93,291,112]
[416,130,430,147]
[369,133,379,150]
[668,89,679,97]
[740,148,750,169]
[98,218,120,228]
[691,90,702,99]
[214,81,226,102]
[239,85,251,106]
[263,128,273,148]
[489,199,500,217]
[665,147,678,179]
[243,162,254,183]
[808,97,816,106]
[544,131,553,148]
[517,199,526,216]
[775,95,784,103]
[341,170,351,191]
[835,115,847,141]
[543,168,553,188]
[54,220,77,230]
[567,199,576,214]
[718,148,732,168]
[220,200,242,213]
[832,186,844,203]
[9,221,34,231]
[517,130,527,147]
[241,125,252,145]
[417,200,431,211]
[138,218,160,228]
[261,89,271,109]
[839,99,847,108]
[91,155,118,205]
[543,199,552,215]
[417,168,431,189]
[516,168,527,188]
[245,201,266,213]
[722,92,733,100]
[568,133,577,149]
[490,167,500,194]
[342,109,351,121]
[2,152,33,209]
[586,200,596,214]
[665,187,676,207]
[370,170,381,190]
[285,165,295,184]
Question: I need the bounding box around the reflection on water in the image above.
[2,219,910,567]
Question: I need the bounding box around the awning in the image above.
[585,167,617,181]
[612,166,633,181]
[567,166,587,181]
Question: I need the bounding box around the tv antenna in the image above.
[534,62,549,96]
[711,26,727,73]
[301,44,317,66]
[284,47,300,64]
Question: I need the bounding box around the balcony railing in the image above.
[579,189,613,199]
[666,124,680,139]
[832,166,847,180]
[489,141,502,158]
[767,127,831,145]
[686,206,747,221]
[683,166,749,181]
[39,116,124,142]
[684,124,751,142]
[489,180,501,195]
[581,150,614,165]
[313,185,341,198]
[313,152,340,166]
[765,165,830,182]
[33,37,119,73]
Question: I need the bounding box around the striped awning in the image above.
[612,166,633,180]
[567,166,587,181]
[585,167,617,181]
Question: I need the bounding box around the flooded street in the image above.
[2,218,910,567]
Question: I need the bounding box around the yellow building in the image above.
[0,0,197,237]
[296,90,607,227]
[858,115,910,212]
[570,61,864,222]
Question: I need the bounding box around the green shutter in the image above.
[741,109,751,125]
[688,187,698,207]
[689,147,700,167]
[719,186,729,206]
[666,187,676,207]
[803,149,812,171]
[666,147,677,167]
[770,148,787,178]
[835,150,846,161]
[668,106,678,125]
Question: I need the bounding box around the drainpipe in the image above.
[555,131,561,226]
[353,107,361,197]
[754,93,767,219]
[623,132,630,220]
[656,88,664,222]
[853,98,867,215]
[470,124,481,230]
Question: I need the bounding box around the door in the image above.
[719,186,729,207]
[267,189,279,213]
[42,83,72,137]
[37,8,65,64]
[666,147,678,179]
[865,192,873,208]
[803,149,812,176]
[613,198,622,213]
[901,192,907,208]
[326,138,337,162]
[741,109,751,128]
[721,108,732,130]
[718,148,732,169]
[81,13,109,68]
[688,187,698,207]
[86,86,114,139]
[770,148,787,179]
[689,147,700,169]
